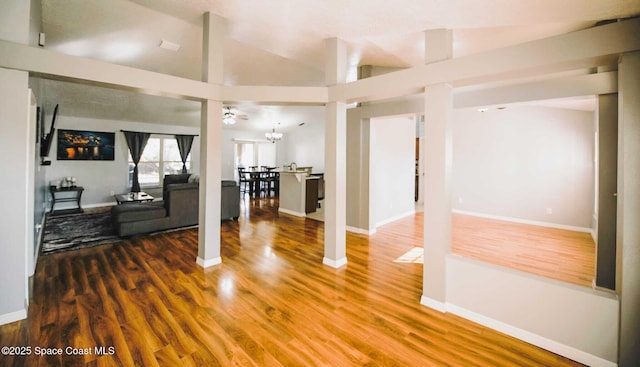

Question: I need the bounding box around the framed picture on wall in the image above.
[57,129,115,161]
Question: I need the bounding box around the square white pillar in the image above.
[424,29,453,64]
[617,51,640,367]
[324,101,348,267]
[197,99,223,268]
[323,38,348,268]
[197,12,224,268]
[420,29,453,311]
[420,83,453,310]
[0,0,32,325]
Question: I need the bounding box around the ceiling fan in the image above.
[223,106,248,125]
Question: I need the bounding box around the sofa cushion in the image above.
[111,203,166,223]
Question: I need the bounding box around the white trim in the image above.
[446,303,617,367]
[31,214,46,277]
[346,226,376,235]
[26,89,37,307]
[592,212,598,243]
[196,256,222,268]
[419,296,447,313]
[0,308,27,326]
[48,201,118,212]
[375,209,415,228]
[231,137,271,144]
[452,210,592,233]
[323,257,348,268]
[278,208,306,217]
[85,202,118,209]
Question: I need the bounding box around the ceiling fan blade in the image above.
[222,106,249,121]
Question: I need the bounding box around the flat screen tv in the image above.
[40,104,58,160]
[57,129,115,161]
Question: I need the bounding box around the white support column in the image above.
[323,38,348,268]
[197,99,223,267]
[197,12,224,268]
[420,83,453,310]
[0,0,31,325]
[364,118,376,233]
[202,12,224,84]
[420,29,453,311]
[617,51,640,367]
[424,29,453,64]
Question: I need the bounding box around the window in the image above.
[233,140,276,180]
[128,136,190,187]
[235,142,255,169]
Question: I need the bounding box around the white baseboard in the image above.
[591,213,598,243]
[446,303,617,367]
[346,226,376,235]
[0,308,27,326]
[86,202,117,209]
[196,256,222,268]
[453,210,592,233]
[47,201,117,212]
[376,209,415,228]
[278,208,306,217]
[323,257,348,268]
[31,214,47,277]
[419,295,447,313]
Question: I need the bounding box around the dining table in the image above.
[242,167,279,197]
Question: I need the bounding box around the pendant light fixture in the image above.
[265,123,283,143]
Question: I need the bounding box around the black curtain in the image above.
[175,135,195,174]
[123,131,151,192]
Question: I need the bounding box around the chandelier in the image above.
[265,125,283,143]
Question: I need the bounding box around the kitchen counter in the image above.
[278,171,319,217]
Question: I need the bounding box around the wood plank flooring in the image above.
[451,213,595,287]
[0,197,584,366]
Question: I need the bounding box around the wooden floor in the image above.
[0,197,585,366]
[451,213,595,287]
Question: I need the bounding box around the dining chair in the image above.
[262,171,279,197]
[237,168,255,195]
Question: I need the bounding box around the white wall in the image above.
[277,120,325,173]
[446,255,618,366]
[372,116,416,225]
[46,115,200,208]
[452,105,595,229]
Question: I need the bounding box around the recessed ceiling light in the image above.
[159,39,180,52]
[477,108,489,113]
[298,122,305,126]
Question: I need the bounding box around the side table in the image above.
[50,186,84,215]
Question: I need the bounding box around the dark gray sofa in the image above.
[111,174,240,237]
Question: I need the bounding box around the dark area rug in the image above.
[41,211,120,255]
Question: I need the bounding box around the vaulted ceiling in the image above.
[38,0,639,129]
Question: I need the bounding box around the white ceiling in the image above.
[38,0,639,129]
